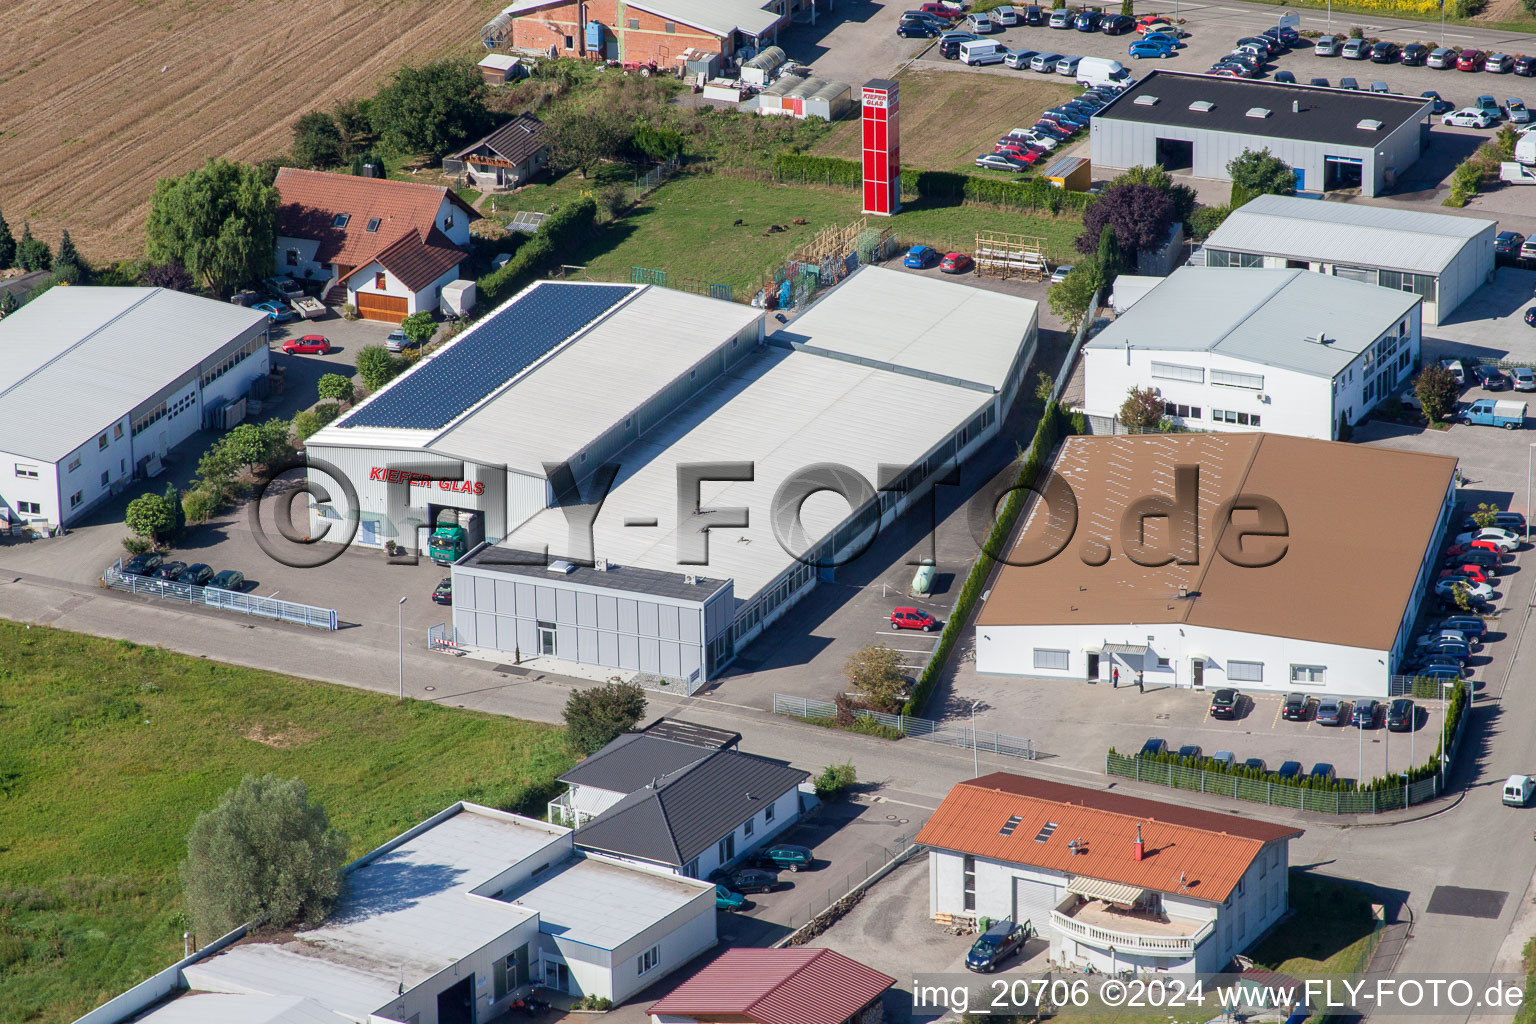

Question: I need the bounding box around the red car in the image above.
[1440,565,1490,585]
[920,2,967,18]
[1447,541,1504,560]
[940,252,974,274]
[282,334,331,354]
[891,607,939,631]
[994,141,1044,164]
[1458,49,1485,71]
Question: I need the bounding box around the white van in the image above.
[1504,775,1534,806]
[1076,55,1133,88]
[1441,358,1467,386]
[960,39,1007,65]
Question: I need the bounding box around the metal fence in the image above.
[634,155,681,202]
[104,564,339,630]
[773,694,1043,760]
[1105,752,1439,814]
[767,831,922,936]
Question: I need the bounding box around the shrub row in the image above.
[477,196,598,306]
[903,400,1074,716]
[771,152,1095,214]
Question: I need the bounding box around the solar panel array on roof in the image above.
[340,282,636,430]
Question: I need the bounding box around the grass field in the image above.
[1250,873,1380,974]
[814,69,1077,174]
[0,621,573,1024]
[569,173,1083,289]
[1,0,493,262]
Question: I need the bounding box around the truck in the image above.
[426,509,483,565]
[1503,132,1536,184]
[1460,398,1527,429]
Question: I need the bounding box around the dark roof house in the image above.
[447,114,550,190]
[647,948,895,1024]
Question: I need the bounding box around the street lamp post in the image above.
[398,597,408,701]
[971,700,981,778]
[1526,443,1535,544]
[1357,715,1364,786]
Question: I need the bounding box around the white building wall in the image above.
[376,910,543,1024]
[606,888,717,1004]
[349,260,464,316]
[976,620,1394,698]
[57,417,135,526]
[576,786,800,878]
[276,235,325,282]
[303,444,505,549]
[1,451,62,527]
[433,197,473,248]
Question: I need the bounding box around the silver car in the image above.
[1055,55,1083,75]
[1427,46,1455,68]
[1314,35,1339,56]
[385,328,410,353]
[1030,51,1063,71]
[1512,366,1536,392]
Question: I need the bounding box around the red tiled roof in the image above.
[274,167,477,267]
[342,228,466,293]
[915,774,1303,904]
[647,949,894,1024]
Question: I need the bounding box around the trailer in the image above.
[1461,398,1527,429]
[1500,162,1536,185]
[290,296,327,320]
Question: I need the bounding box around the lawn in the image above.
[1249,872,1381,974]
[814,68,1078,174]
[569,173,1083,291]
[0,621,574,1024]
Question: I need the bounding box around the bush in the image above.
[124,489,180,544]
[1188,204,1230,240]
[478,197,598,306]
[844,644,908,713]
[769,152,1096,214]
[355,345,407,392]
[179,773,348,938]
[293,402,343,442]
[562,681,647,754]
[181,487,223,525]
[121,535,152,556]
[814,761,858,797]
[316,373,354,405]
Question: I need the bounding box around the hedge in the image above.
[903,400,1074,716]
[771,152,1096,215]
[477,196,598,306]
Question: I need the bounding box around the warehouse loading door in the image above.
[1324,155,1363,191]
[1154,138,1192,171]
[1013,877,1060,933]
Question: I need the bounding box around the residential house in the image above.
[549,732,808,879]
[648,948,894,1024]
[273,167,478,322]
[918,774,1304,974]
[446,114,550,191]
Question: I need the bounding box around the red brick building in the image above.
[497,0,787,67]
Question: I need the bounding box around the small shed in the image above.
[441,280,478,317]
[755,76,853,120]
[740,45,787,86]
[478,53,527,85]
[679,47,722,81]
[1043,155,1092,191]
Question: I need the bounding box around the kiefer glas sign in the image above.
[367,466,486,495]
[861,78,901,216]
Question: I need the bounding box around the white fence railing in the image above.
[774,693,1043,759]
[104,564,338,630]
[1050,908,1212,957]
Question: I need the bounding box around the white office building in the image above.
[1082,267,1422,440]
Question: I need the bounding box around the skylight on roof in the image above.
[999,814,1024,836]
[1246,107,1271,118]
[366,217,382,232]
[331,213,350,228]
[1189,100,1214,112]
[1134,94,1159,106]
[1033,821,1059,843]
[1357,118,1384,130]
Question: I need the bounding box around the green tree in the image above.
[1121,0,1134,12]
[562,681,648,754]
[179,774,348,938]
[316,373,355,405]
[1471,502,1502,530]
[1226,148,1297,197]
[333,98,375,159]
[1111,164,1198,224]
[400,310,439,348]
[1034,371,1055,405]
[1415,363,1460,422]
[182,487,222,525]
[844,643,908,713]
[291,111,344,169]
[53,229,86,284]
[355,345,406,392]
[0,207,14,270]
[1451,581,1472,613]
[0,291,17,319]
[1094,224,1121,293]
[124,489,180,544]
[1048,258,1102,330]
[547,105,626,178]
[1188,204,1231,240]
[630,119,685,162]
[370,59,491,158]
[293,402,342,441]
[814,761,858,798]
[1119,385,1165,431]
[17,223,51,272]
[145,158,279,295]
[166,481,186,538]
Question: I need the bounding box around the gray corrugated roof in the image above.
[463,546,730,603]
[1204,194,1495,275]
[559,734,714,792]
[1084,267,1420,379]
[572,746,807,866]
[626,0,781,36]
[0,287,267,462]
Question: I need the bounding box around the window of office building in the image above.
[1228,660,1264,682]
[1151,361,1204,384]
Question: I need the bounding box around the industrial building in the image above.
[484,0,791,66]
[1082,267,1422,440]
[0,287,269,531]
[1198,194,1497,325]
[974,433,1456,698]
[447,267,1038,683]
[754,75,854,120]
[1089,71,1431,198]
[88,803,717,1024]
[918,774,1303,974]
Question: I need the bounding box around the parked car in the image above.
[1434,577,1494,602]
[1387,698,1416,731]
[1421,90,1454,114]
[1315,698,1347,726]
[1277,761,1303,781]
[177,563,215,587]
[1444,107,1499,127]
[1311,77,1331,86]
[1339,77,1360,90]
[1460,509,1525,531]
[252,300,296,324]
[904,244,939,269]
[1005,48,1040,68]
[281,334,331,354]
[1100,14,1134,34]
[1139,737,1169,757]
[1030,51,1065,71]
[1371,41,1399,63]
[1473,364,1508,389]
[920,2,967,18]
[1416,663,1465,683]
[1516,54,1536,76]
[1526,237,1536,259]
[992,4,1020,25]
[1488,52,1515,73]
[891,606,939,630]
[1050,264,1073,282]
[151,560,189,581]
[1314,35,1340,56]
[1528,307,1536,327]
[1177,743,1203,759]
[385,328,412,353]
[1505,775,1536,806]
[725,868,779,894]
[1073,10,1100,30]
[1436,615,1489,637]
[1441,358,1467,384]
[1370,81,1390,93]
[1353,699,1381,728]
[1274,70,1297,83]
[901,10,947,29]
[1129,39,1175,59]
[1010,127,1058,149]
[976,153,1029,172]
[1427,47,1456,69]
[121,552,164,576]
[1495,230,1526,257]
[1048,7,1073,27]
[966,918,1030,972]
[967,11,997,32]
[1342,37,1370,60]
[1402,43,1430,65]
[1281,692,1309,721]
[898,19,941,36]
[940,252,974,274]
[715,884,747,911]
[432,577,453,605]
[1209,750,1236,767]
[1238,35,1279,57]
[206,569,245,592]
[1508,97,1532,123]
[757,844,814,872]
[1310,763,1336,782]
[1454,528,1520,550]
[1243,757,1268,773]
[1458,49,1487,71]
[1209,687,1241,719]
[1055,55,1084,76]
[1440,566,1490,586]
[1024,3,1044,23]
[938,32,980,57]
[1476,94,1503,118]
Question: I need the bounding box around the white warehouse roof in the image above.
[781,266,1036,391]
[1086,267,1420,380]
[1204,194,1495,276]
[0,287,267,462]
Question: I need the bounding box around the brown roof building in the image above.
[919,773,1303,974]
[974,433,1457,697]
[647,948,894,1024]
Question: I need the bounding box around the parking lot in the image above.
[1429,267,1536,364]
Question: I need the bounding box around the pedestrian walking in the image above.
[1137,671,1144,692]
[1112,667,1119,689]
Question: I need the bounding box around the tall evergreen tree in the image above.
[0,207,15,271]
[16,223,51,273]
[53,229,86,284]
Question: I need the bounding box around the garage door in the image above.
[355,292,409,323]
[1013,877,1060,933]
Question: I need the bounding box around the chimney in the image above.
[1133,822,1146,861]
[1292,100,1301,114]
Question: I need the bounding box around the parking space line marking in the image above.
[874,630,940,638]
[888,648,938,655]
